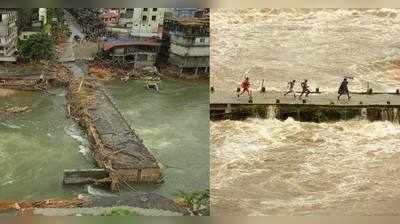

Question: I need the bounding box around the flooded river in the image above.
[0,78,209,201]
[211,8,400,92]
[211,118,400,215]
[0,90,91,201]
[211,9,400,215]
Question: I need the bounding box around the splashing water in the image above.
[266,105,278,119]
[211,9,400,215]
[211,118,400,215]
[211,9,400,93]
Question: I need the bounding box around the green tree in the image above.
[18,32,55,62]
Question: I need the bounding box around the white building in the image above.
[38,8,47,25]
[119,8,166,38]
[0,9,17,62]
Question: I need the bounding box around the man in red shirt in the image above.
[237,77,251,98]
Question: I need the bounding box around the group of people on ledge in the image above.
[237,77,351,101]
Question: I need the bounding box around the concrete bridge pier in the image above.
[394,108,399,123]
[210,103,400,124]
[361,108,368,120]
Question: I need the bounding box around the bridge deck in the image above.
[211,90,400,107]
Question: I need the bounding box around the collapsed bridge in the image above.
[66,78,161,190]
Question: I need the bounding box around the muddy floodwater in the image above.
[0,90,91,200]
[211,9,400,215]
[211,118,400,215]
[0,78,209,200]
[211,8,400,93]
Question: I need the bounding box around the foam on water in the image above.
[64,124,90,156]
[211,118,400,215]
[87,185,116,197]
[211,9,400,93]
[0,121,22,129]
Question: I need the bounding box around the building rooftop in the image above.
[164,17,209,36]
[101,11,119,19]
[100,37,161,51]
[167,17,209,27]
[0,8,17,13]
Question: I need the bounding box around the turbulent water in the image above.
[0,90,92,201]
[106,79,209,197]
[211,8,400,92]
[211,118,400,215]
[211,9,400,215]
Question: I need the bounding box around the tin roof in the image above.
[100,37,161,51]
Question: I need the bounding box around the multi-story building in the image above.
[0,9,17,62]
[119,8,166,38]
[164,17,209,75]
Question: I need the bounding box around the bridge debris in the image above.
[0,106,30,118]
[63,168,111,185]
[66,77,161,191]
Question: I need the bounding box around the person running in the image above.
[299,79,311,97]
[337,78,351,100]
[284,80,296,97]
[237,77,251,98]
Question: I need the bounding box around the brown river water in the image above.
[211,9,400,215]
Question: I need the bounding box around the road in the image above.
[58,10,98,63]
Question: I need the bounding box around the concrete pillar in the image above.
[195,67,199,75]
[297,108,300,121]
[225,104,232,114]
[205,67,209,73]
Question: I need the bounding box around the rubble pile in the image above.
[66,77,161,191]
[0,197,87,215]
[0,106,30,118]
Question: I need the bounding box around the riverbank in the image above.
[0,193,186,216]
[0,89,16,98]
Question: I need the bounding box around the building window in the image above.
[137,54,147,61]
[142,15,147,21]
[199,37,206,43]
[152,15,156,21]
[153,8,157,11]
[0,14,2,23]
[143,8,148,11]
